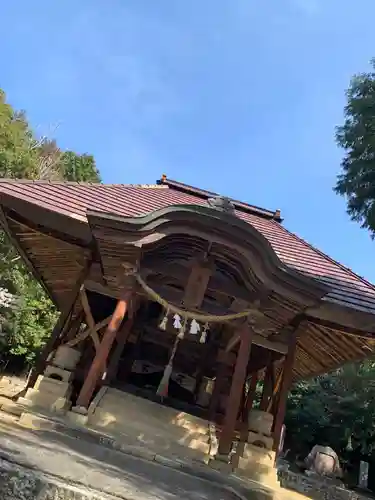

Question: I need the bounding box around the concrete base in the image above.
[235,442,279,488]
[86,388,211,461]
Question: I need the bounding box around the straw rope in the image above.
[135,273,263,323]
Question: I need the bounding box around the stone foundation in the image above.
[86,388,211,461]
[18,345,80,413]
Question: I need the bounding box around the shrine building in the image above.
[0,174,374,484]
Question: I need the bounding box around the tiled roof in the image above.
[0,178,374,315]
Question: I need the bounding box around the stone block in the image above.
[0,400,24,417]
[71,405,88,415]
[19,377,72,413]
[247,430,273,450]
[67,409,88,426]
[236,443,278,487]
[248,410,273,436]
[44,365,73,383]
[52,345,81,370]
[19,412,41,429]
[34,376,72,399]
[22,388,58,409]
[52,397,71,413]
[197,377,214,407]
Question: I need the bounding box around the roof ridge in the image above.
[273,219,375,292]
[158,176,282,222]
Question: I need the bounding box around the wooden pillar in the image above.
[260,359,274,411]
[240,371,258,440]
[218,324,254,456]
[273,331,298,453]
[208,350,229,422]
[194,328,219,401]
[106,315,135,384]
[76,291,132,408]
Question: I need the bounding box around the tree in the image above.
[0,89,101,368]
[335,59,375,236]
[285,360,375,466]
[0,90,39,179]
[60,151,101,183]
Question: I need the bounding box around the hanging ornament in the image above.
[156,363,172,399]
[178,318,186,339]
[189,319,200,335]
[156,332,180,399]
[158,309,169,331]
[200,323,209,344]
[173,313,182,330]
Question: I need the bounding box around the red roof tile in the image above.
[0,179,374,315]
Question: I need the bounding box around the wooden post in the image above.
[273,331,298,453]
[76,291,132,408]
[218,324,254,456]
[208,351,229,422]
[106,315,135,384]
[240,371,258,441]
[260,359,274,411]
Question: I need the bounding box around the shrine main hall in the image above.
[0,175,374,486]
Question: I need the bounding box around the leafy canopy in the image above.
[0,89,101,367]
[335,59,375,236]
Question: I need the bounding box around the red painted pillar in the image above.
[76,291,132,408]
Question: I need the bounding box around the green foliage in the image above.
[285,360,375,460]
[0,90,39,180]
[61,151,101,183]
[335,59,375,236]
[2,276,58,363]
[0,89,100,368]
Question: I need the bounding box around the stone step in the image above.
[0,399,24,417]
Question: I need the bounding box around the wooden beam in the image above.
[218,324,254,456]
[79,287,101,350]
[305,312,375,338]
[84,280,121,299]
[144,262,257,303]
[183,260,214,309]
[76,290,132,408]
[66,315,111,348]
[226,330,288,354]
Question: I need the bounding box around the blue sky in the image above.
[2,1,375,282]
